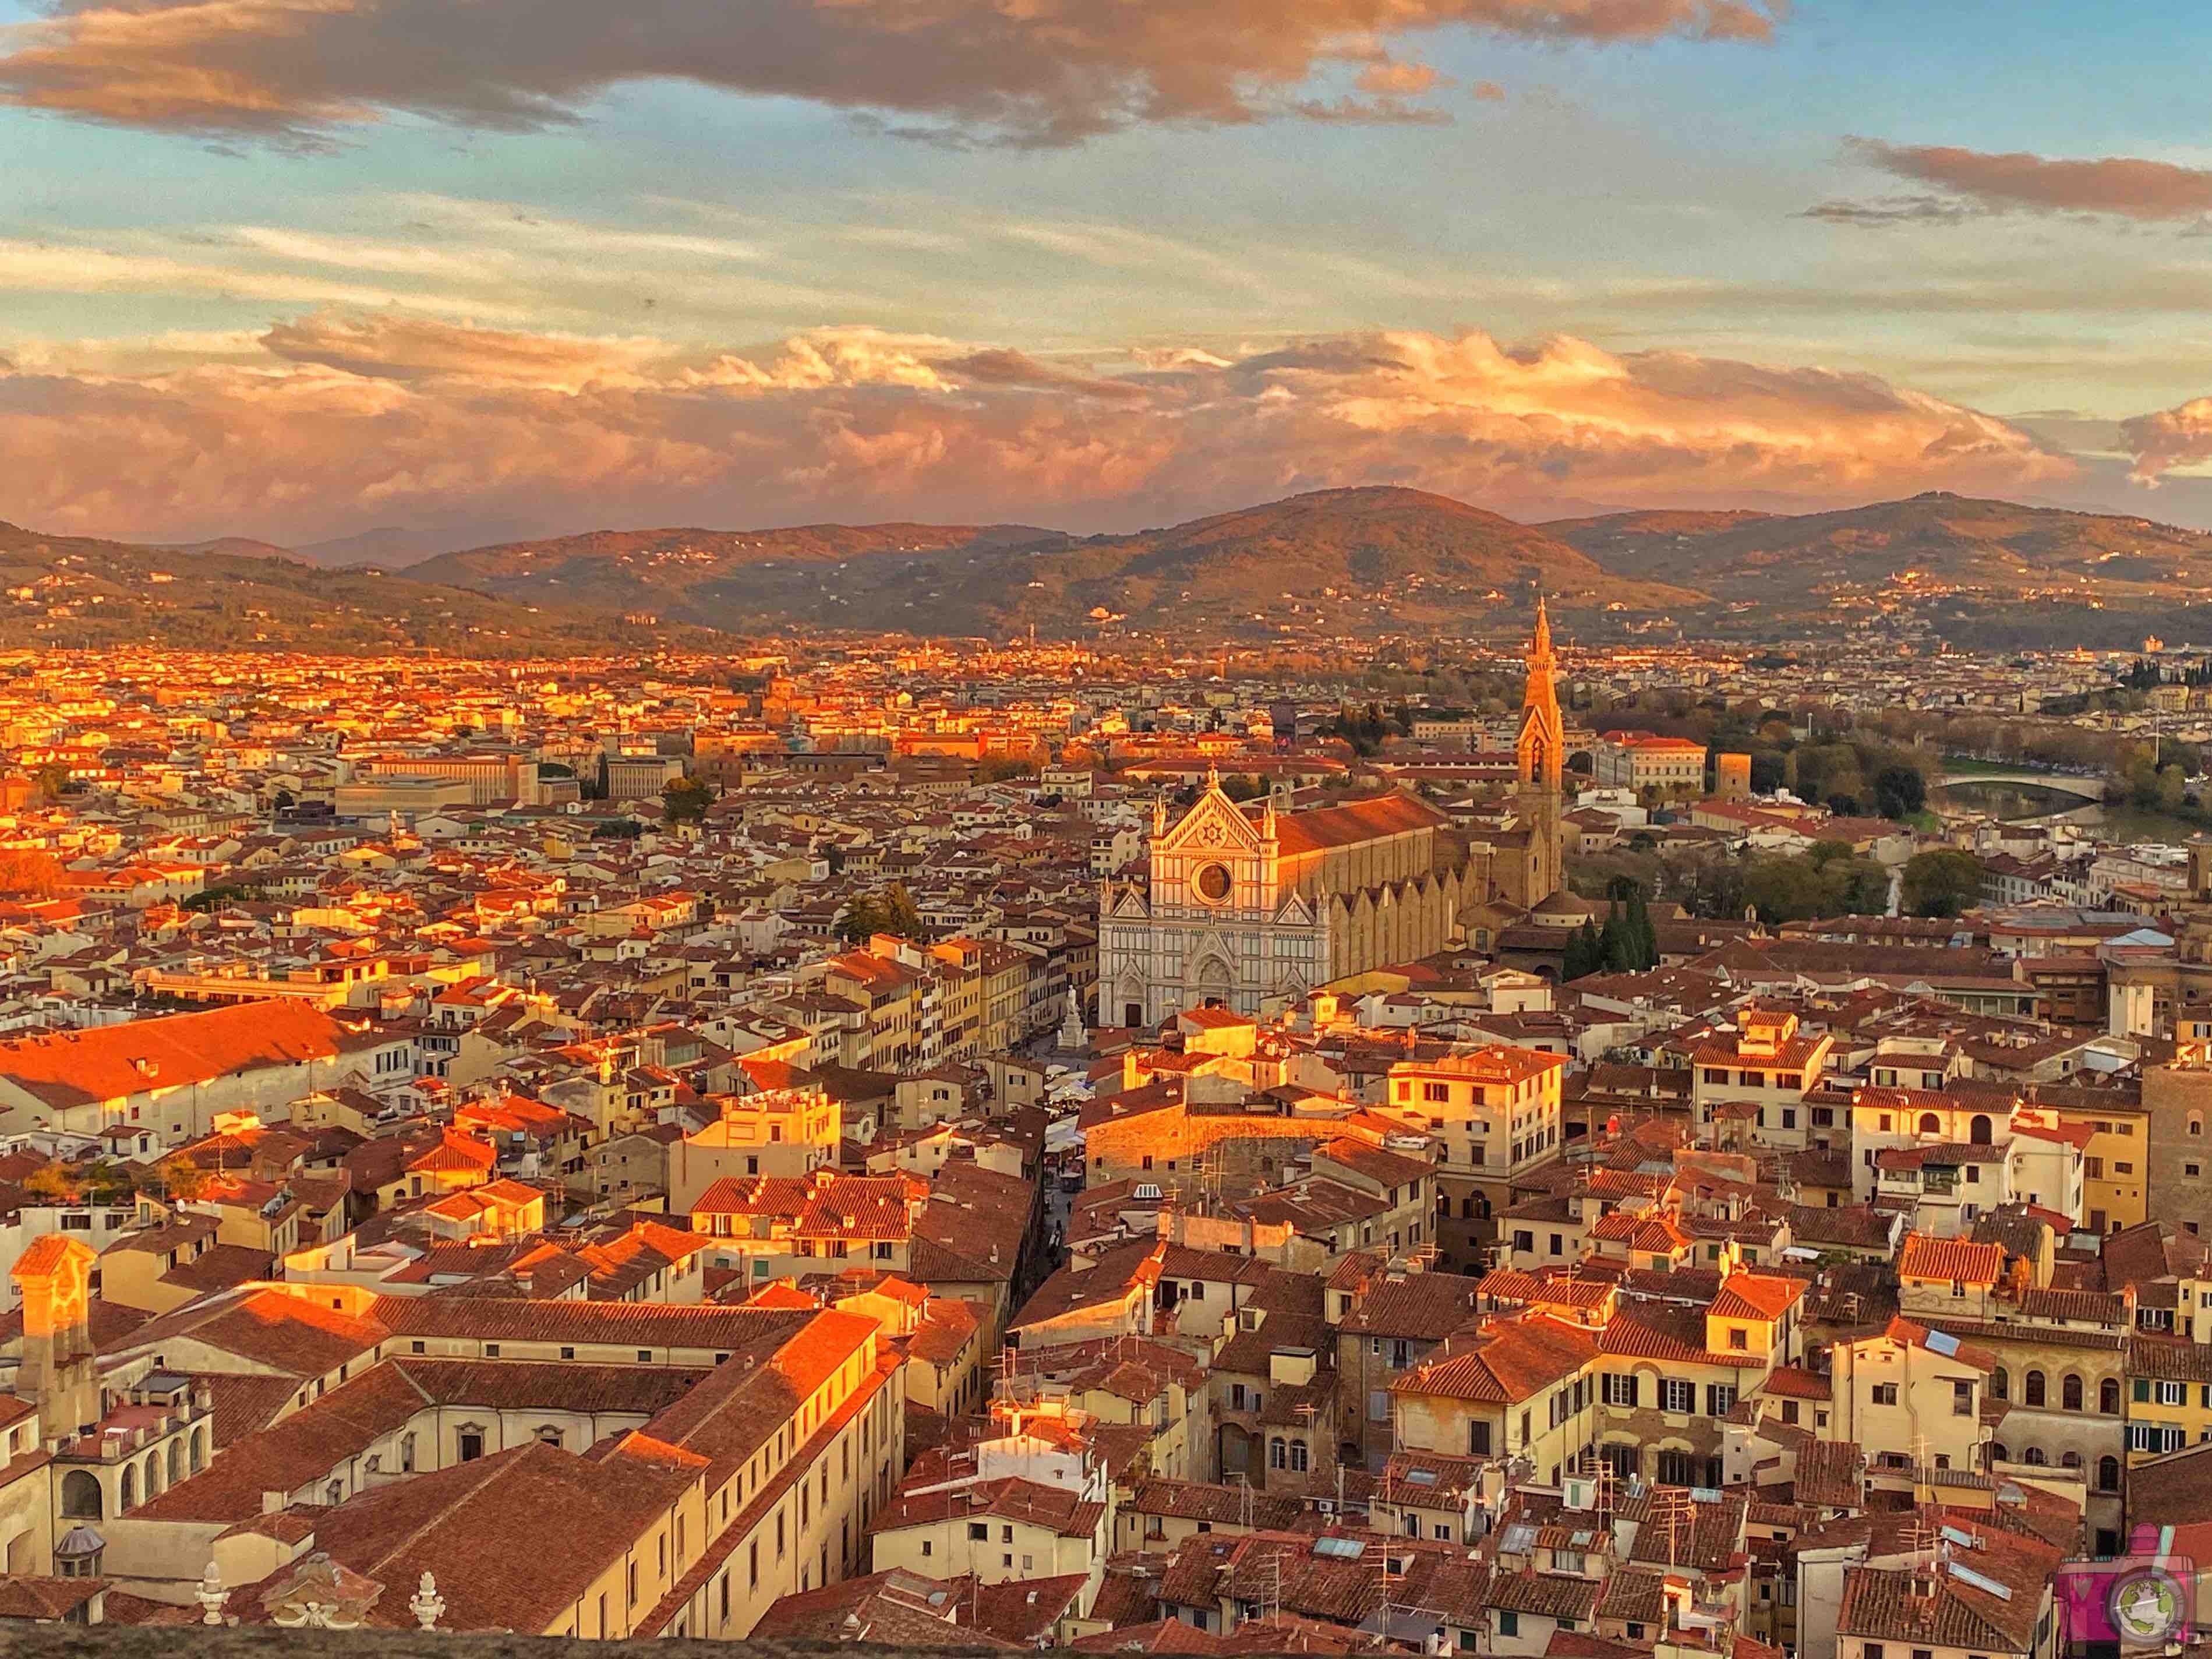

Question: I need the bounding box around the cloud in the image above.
[0,0,1783,146]
[0,313,2072,545]
[1822,138,2212,224]
[1798,193,1985,228]
[1355,61,1448,96]
[2122,396,2212,485]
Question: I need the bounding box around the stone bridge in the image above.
[1931,770,2107,803]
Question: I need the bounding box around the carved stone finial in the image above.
[411,1569,446,1632]
[197,1561,228,1627]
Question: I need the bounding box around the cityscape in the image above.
[12,0,2212,1651]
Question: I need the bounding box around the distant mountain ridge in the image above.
[0,522,718,654]
[402,487,1701,635]
[1542,491,2212,605]
[31,484,2212,648]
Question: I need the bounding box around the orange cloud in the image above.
[1827,138,2212,223]
[0,0,1782,144]
[1355,61,1447,96]
[2122,397,2212,485]
[0,315,2069,545]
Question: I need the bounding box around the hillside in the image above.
[0,524,720,655]
[965,488,1701,633]
[406,488,1702,637]
[152,527,449,570]
[405,522,1067,628]
[1545,492,2212,608]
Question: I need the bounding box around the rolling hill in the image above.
[39,485,2212,650]
[1543,492,2212,607]
[403,488,1703,636]
[0,523,721,655]
[404,521,1067,629]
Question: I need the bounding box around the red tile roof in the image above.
[0,1000,348,1110]
[1896,1233,2006,1287]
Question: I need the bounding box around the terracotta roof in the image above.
[0,1000,348,1110]
[1394,1315,1597,1404]
[1264,792,1444,858]
[1711,1272,1807,1322]
[1896,1233,2006,1287]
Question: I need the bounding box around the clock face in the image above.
[2108,1566,2188,1644]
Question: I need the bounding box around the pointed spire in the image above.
[1205,763,1221,792]
[1530,594,1554,668]
[1152,790,1167,835]
[1262,792,1277,841]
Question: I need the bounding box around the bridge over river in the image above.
[1931,770,2107,803]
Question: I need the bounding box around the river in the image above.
[1932,778,2204,842]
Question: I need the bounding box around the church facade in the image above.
[1096,605,1569,1026]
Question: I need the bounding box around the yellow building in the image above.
[1391,1313,1599,1486]
[1384,1043,1567,1269]
[2126,1333,2212,1466]
[2038,1096,2149,1234]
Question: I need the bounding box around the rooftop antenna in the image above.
[1648,1485,1692,1570]
[1901,1508,1941,1614]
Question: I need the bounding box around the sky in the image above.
[8,0,2212,549]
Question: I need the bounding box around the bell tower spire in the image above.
[1517,596,1563,792]
[1507,598,1566,910]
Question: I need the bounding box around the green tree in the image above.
[1902,849,1984,919]
[1598,902,1628,973]
[837,893,886,945]
[882,883,925,940]
[1741,856,1822,924]
[1624,885,1658,970]
[1563,918,1603,981]
[661,775,713,825]
[1872,764,1927,821]
[158,1155,210,1202]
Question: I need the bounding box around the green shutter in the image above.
[2135,1378,2153,1402]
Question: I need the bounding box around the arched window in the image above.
[118,1466,136,1512]
[2062,1374,2084,1411]
[1969,1114,1992,1145]
[143,1452,162,1499]
[2023,1446,2047,1466]
[1289,1441,1309,1473]
[536,1425,564,1449]
[1270,1438,1291,1470]
[2062,1451,2082,1470]
[2098,1456,2122,1492]
[60,1471,101,1520]
[324,1480,344,1505]
[2024,1369,2047,1406]
[1990,1367,2009,1400]
[2100,1378,2122,1415]
[1919,1113,1942,1135]
[1990,1442,2008,1464]
[2192,1115,2204,1138]
[168,1439,183,1487]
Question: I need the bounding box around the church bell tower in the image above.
[1513,599,1566,905]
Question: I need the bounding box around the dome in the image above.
[54,1524,105,1559]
